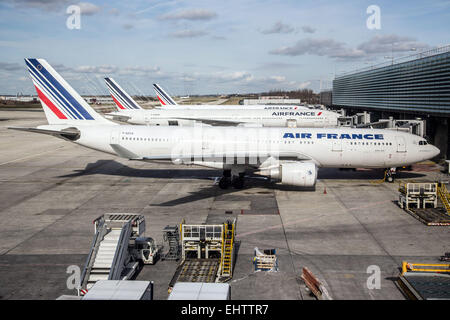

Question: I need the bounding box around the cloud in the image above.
[269,75,286,82]
[123,23,134,30]
[269,34,431,61]
[160,9,217,21]
[47,64,162,78]
[75,65,119,74]
[6,0,100,15]
[258,62,302,69]
[6,0,69,11]
[357,34,429,54]
[109,8,119,16]
[0,62,22,72]
[211,35,227,40]
[77,2,101,16]
[270,38,365,59]
[210,71,254,82]
[298,81,311,89]
[169,29,208,38]
[260,21,295,34]
[118,66,161,76]
[301,25,316,34]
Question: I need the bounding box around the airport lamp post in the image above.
[385,47,417,66]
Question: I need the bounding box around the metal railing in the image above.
[336,44,450,78]
[402,261,450,275]
[437,183,450,214]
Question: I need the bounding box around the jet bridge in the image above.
[356,117,426,137]
[80,214,158,294]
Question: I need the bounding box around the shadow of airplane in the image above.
[57,160,426,207]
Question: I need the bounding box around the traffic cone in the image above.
[323,187,327,194]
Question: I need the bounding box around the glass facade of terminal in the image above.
[332,51,450,117]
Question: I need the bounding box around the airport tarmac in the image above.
[0,109,448,300]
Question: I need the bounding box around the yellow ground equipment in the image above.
[253,247,278,272]
[398,182,438,209]
[168,219,236,292]
[398,182,450,225]
[437,182,450,214]
[220,221,235,278]
[398,261,450,300]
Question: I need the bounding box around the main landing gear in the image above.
[219,170,245,189]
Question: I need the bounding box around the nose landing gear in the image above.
[385,167,396,183]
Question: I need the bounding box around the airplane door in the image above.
[286,119,297,128]
[110,128,120,145]
[396,136,406,152]
[332,140,342,152]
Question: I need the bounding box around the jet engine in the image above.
[261,162,317,187]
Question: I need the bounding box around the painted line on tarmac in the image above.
[0,146,65,166]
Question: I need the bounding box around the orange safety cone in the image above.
[323,187,327,194]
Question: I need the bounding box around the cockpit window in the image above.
[419,140,428,145]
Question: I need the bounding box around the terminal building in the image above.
[330,45,450,159]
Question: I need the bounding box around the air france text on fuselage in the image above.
[283,132,384,140]
[273,111,322,117]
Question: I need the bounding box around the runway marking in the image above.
[0,146,65,166]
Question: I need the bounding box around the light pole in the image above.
[385,46,417,65]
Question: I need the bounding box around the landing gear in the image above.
[219,170,232,189]
[231,174,245,189]
[218,170,245,189]
[385,167,396,183]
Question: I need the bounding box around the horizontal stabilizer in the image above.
[104,113,132,122]
[8,126,80,140]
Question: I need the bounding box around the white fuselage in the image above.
[109,108,340,128]
[53,124,439,170]
[156,104,309,110]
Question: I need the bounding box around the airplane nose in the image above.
[431,145,440,158]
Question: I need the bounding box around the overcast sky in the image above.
[0,0,449,96]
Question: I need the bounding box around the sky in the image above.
[0,0,449,96]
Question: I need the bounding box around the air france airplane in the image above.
[10,58,440,189]
[152,83,308,111]
[105,79,340,127]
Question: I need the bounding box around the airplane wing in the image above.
[8,126,80,140]
[174,117,243,126]
[141,151,311,162]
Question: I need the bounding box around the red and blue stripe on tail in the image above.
[25,58,111,125]
[104,77,142,111]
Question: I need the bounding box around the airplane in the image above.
[104,79,341,127]
[152,83,308,110]
[10,58,440,190]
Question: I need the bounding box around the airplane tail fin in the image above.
[153,83,177,106]
[104,77,142,111]
[25,58,112,125]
